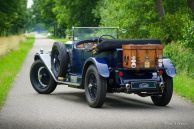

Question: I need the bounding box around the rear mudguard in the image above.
[83,57,110,78]
[163,58,176,77]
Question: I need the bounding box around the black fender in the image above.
[82,57,110,78]
[163,58,176,77]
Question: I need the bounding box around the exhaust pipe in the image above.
[160,82,164,92]
[159,82,164,87]
[125,83,131,92]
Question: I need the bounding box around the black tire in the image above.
[85,65,107,108]
[51,42,69,78]
[30,60,57,94]
[151,75,173,106]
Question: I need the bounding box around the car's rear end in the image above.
[119,43,164,94]
[97,39,175,106]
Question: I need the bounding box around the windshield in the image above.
[72,27,118,41]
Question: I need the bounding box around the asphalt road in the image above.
[0,34,194,129]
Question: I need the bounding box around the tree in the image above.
[187,0,194,14]
[155,0,165,17]
[53,0,99,30]
[32,0,57,35]
[32,0,100,37]
[0,0,28,36]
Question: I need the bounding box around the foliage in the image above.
[164,42,194,75]
[0,0,28,36]
[0,35,35,107]
[95,0,193,43]
[95,0,157,39]
[31,0,194,46]
[32,0,100,37]
[32,0,56,33]
[182,21,194,49]
[148,11,193,43]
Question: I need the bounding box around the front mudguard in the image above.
[33,53,58,81]
[163,58,176,77]
[83,57,110,78]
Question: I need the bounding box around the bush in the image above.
[164,42,194,76]
[95,0,157,39]
[148,11,193,44]
[182,21,194,49]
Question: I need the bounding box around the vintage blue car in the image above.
[30,27,176,108]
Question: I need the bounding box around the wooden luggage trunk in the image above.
[122,44,163,69]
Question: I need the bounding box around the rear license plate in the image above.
[131,82,156,89]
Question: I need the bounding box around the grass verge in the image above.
[0,35,35,108]
[164,42,194,103]
[174,74,194,102]
[49,36,68,42]
[0,35,26,56]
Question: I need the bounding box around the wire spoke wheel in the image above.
[85,65,107,108]
[88,73,97,101]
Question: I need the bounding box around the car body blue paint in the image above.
[163,58,176,77]
[71,48,84,74]
[83,57,110,78]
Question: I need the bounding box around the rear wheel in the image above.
[151,75,173,106]
[85,65,107,108]
[30,60,57,94]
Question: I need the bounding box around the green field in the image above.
[174,74,194,102]
[0,36,35,107]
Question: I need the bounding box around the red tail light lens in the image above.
[118,71,123,77]
[159,70,163,75]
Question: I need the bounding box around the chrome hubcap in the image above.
[38,67,48,87]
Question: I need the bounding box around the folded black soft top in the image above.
[97,39,161,51]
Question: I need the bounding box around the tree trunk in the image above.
[187,0,194,14]
[155,0,165,17]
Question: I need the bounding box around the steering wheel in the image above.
[98,35,116,43]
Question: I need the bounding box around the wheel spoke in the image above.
[88,73,97,100]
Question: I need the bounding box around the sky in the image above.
[27,0,33,8]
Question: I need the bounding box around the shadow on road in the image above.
[50,91,170,110]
